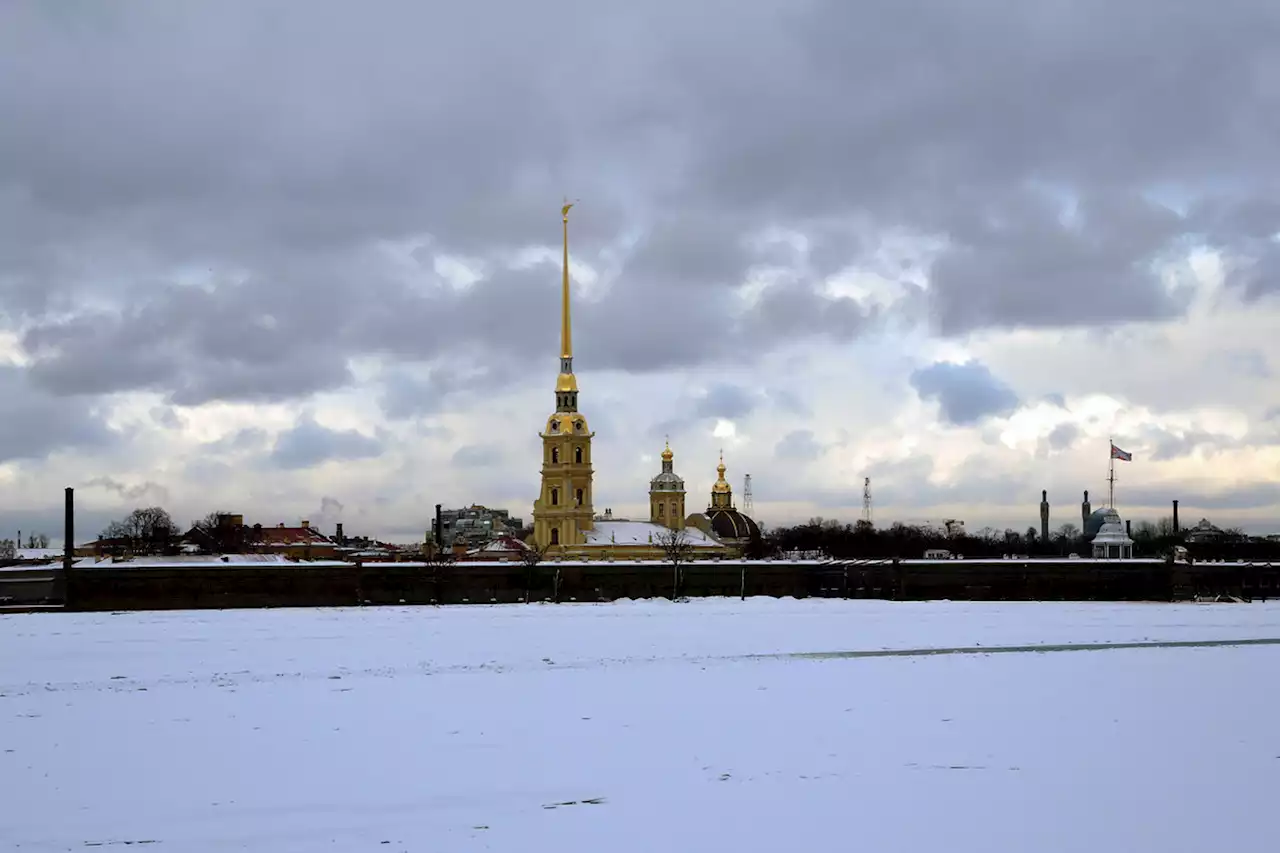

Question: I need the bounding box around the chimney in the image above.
[335,522,344,544]
[63,487,74,605]
[435,503,443,546]
[1125,519,1132,538]
[301,519,309,529]
[1172,500,1180,533]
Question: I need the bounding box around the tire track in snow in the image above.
[3,636,1278,698]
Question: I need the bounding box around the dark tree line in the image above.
[752,515,1262,561]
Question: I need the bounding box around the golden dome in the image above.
[661,440,673,462]
[544,412,589,436]
[712,452,731,493]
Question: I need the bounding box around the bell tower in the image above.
[532,201,595,551]
[649,440,686,530]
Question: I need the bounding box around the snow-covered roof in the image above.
[470,536,531,553]
[582,521,723,548]
[74,554,352,568]
[1093,509,1133,546]
[15,548,63,561]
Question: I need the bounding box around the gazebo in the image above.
[1090,508,1134,560]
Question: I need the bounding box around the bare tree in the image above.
[656,528,694,600]
[24,533,50,549]
[101,506,181,555]
[519,540,545,567]
[0,539,14,560]
[1054,522,1081,542]
[1154,515,1178,537]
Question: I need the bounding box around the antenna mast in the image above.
[862,477,872,526]
[743,474,753,514]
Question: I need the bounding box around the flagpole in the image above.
[1108,438,1115,509]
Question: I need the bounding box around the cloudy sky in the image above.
[4,0,1280,545]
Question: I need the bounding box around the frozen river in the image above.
[3,598,1278,851]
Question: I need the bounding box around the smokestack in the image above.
[335,522,344,545]
[63,487,74,605]
[1125,519,1132,538]
[435,503,443,547]
[1172,500,1179,533]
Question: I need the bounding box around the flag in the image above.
[1110,443,1132,462]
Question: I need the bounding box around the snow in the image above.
[583,520,722,547]
[2,599,1279,851]
[14,548,63,561]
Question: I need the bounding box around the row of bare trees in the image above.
[760,515,1258,560]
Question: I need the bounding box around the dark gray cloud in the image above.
[1135,426,1243,462]
[692,384,759,421]
[795,454,1039,516]
[452,445,502,469]
[775,430,824,462]
[149,406,183,429]
[0,366,116,462]
[1121,482,1280,513]
[926,190,1190,336]
[269,416,384,470]
[910,360,1020,426]
[1047,423,1080,452]
[6,1,1276,406]
[202,428,270,455]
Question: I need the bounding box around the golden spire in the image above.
[560,200,574,360]
[554,200,578,401]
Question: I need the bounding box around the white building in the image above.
[1090,508,1134,560]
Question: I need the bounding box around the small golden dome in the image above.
[712,452,731,493]
[661,440,673,461]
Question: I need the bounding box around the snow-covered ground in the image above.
[3,598,1279,852]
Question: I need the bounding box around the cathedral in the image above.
[530,203,759,560]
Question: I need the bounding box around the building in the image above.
[183,514,338,560]
[1183,518,1230,544]
[439,505,525,548]
[649,441,686,528]
[1090,508,1134,559]
[687,454,760,548]
[530,203,739,560]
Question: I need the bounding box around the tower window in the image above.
[658,503,665,517]
[576,488,584,506]
[551,488,559,506]
[550,527,560,545]
[551,447,559,464]
[575,446,583,464]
